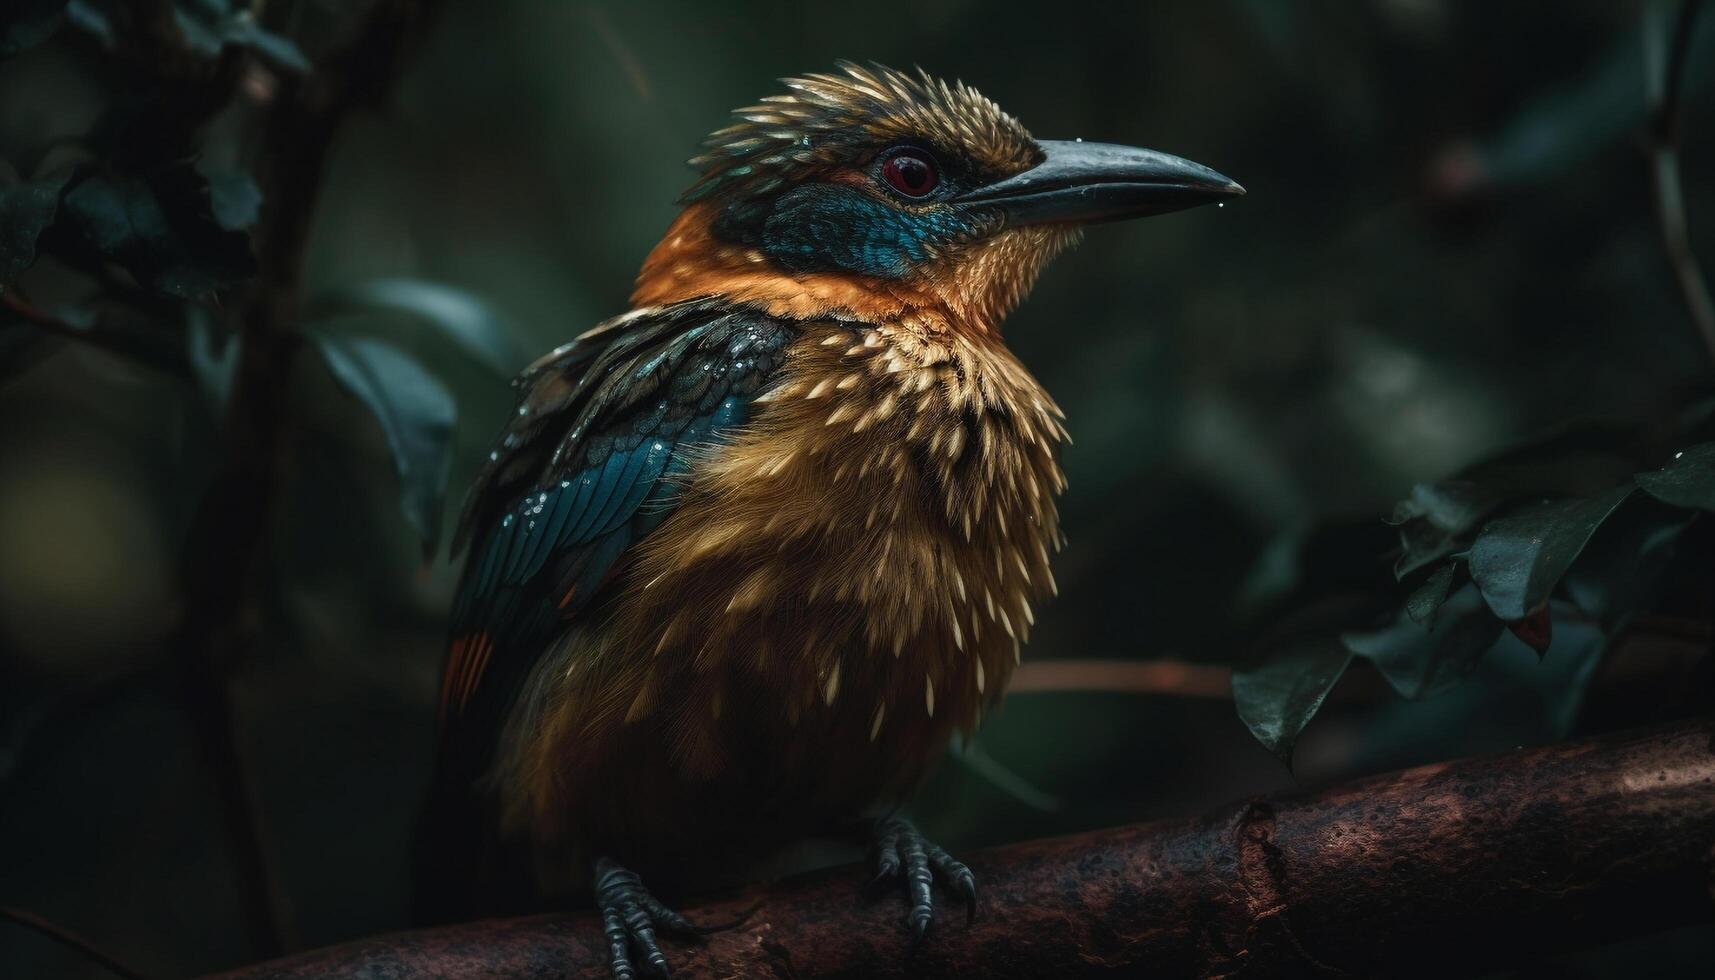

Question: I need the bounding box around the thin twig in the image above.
[1010,658,1234,698]
[1648,0,1715,366]
[0,906,152,980]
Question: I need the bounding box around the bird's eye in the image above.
[881,151,938,198]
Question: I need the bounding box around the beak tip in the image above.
[1224,180,1246,198]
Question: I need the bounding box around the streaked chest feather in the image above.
[510,319,1066,834]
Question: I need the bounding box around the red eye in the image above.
[882,152,938,197]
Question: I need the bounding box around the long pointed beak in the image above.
[956,140,1244,226]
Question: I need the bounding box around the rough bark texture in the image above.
[206,716,1715,979]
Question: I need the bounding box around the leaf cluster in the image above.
[1234,408,1715,764]
[1,2,521,558]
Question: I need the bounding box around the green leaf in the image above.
[307,278,525,377]
[59,164,256,298]
[0,0,67,55]
[313,333,455,559]
[1635,442,1715,513]
[1467,485,1634,621]
[1232,637,1352,765]
[1404,561,1457,626]
[1391,420,1647,579]
[1344,584,1503,701]
[1392,481,1487,577]
[0,170,73,285]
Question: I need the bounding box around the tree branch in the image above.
[202,715,1715,979]
[170,0,442,957]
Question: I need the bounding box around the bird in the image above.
[418,61,1241,978]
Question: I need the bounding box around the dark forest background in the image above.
[3,1,1714,977]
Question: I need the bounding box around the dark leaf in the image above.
[1562,494,1694,631]
[1505,605,1553,658]
[1467,484,1634,621]
[307,278,525,377]
[0,170,73,285]
[1404,561,1457,626]
[313,333,456,558]
[205,171,261,231]
[0,0,67,55]
[58,164,256,298]
[1344,584,1504,700]
[1391,420,1648,578]
[174,4,310,72]
[1232,637,1352,766]
[1635,442,1715,513]
[1392,481,1488,577]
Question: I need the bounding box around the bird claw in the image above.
[867,816,979,945]
[594,857,715,979]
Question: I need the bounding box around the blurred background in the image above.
[3,1,1714,976]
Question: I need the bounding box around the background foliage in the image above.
[2,1,1713,977]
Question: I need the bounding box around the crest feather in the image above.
[682,61,1040,203]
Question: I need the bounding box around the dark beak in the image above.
[956,140,1244,226]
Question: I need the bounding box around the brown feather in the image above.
[497,315,1066,883]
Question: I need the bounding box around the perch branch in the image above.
[203,715,1715,979]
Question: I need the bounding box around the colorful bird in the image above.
[419,61,1240,978]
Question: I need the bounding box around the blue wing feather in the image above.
[438,303,795,733]
[591,438,663,536]
[600,440,670,537]
[567,450,631,545]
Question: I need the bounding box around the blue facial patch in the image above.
[759,184,987,279]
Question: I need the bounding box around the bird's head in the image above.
[633,61,1242,333]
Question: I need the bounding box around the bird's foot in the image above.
[594,857,717,979]
[866,815,977,944]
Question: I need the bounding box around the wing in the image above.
[437,299,796,746]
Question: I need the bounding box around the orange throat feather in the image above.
[631,201,1080,336]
